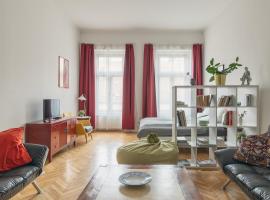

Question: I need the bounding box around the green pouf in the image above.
[117,139,179,165]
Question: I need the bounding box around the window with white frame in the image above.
[155,48,192,119]
[95,48,125,129]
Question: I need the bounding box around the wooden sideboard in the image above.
[25,117,77,162]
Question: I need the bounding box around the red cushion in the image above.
[0,128,32,172]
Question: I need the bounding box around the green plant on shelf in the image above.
[206,57,242,82]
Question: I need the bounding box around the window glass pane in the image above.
[111,76,123,112]
[172,57,185,73]
[155,50,191,118]
[159,77,171,116]
[97,76,107,113]
[109,57,123,73]
[98,57,107,73]
[159,57,172,73]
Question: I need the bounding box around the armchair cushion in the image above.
[84,126,93,133]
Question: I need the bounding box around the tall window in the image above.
[95,49,124,129]
[155,48,192,119]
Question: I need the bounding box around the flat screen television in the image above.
[43,99,61,122]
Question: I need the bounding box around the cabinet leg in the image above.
[48,154,52,163]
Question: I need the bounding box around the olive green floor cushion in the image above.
[117,139,179,165]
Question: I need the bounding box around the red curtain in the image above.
[142,44,157,118]
[192,44,203,87]
[192,44,203,112]
[122,44,135,129]
[79,44,95,128]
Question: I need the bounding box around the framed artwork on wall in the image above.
[58,56,69,88]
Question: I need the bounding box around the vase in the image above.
[214,74,226,86]
[239,117,243,126]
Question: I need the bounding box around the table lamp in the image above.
[78,94,87,116]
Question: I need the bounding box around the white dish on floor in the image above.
[119,172,152,186]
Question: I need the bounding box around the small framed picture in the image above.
[58,56,69,88]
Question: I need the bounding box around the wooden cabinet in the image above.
[25,117,76,162]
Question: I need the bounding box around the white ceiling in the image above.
[55,0,233,31]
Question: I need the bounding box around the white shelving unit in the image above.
[172,85,259,168]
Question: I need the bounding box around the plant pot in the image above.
[215,74,226,86]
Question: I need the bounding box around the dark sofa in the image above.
[215,148,270,200]
[0,143,48,200]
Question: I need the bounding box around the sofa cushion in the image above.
[0,176,24,197]
[0,165,40,184]
[0,128,32,172]
[234,133,270,167]
[236,174,270,190]
[252,186,270,199]
[224,164,255,176]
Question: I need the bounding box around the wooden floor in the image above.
[13,132,249,200]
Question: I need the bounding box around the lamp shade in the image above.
[78,94,87,101]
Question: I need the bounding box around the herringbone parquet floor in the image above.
[12,132,249,200]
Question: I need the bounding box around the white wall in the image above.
[80,29,204,127]
[204,0,270,132]
[0,0,79,130]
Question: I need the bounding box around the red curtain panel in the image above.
[79,44,96,128]
[192,44,203,112]
[142,44,157,118]
[122,44,135,129]
[192,44,203,86]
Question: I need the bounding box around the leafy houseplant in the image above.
[78,110,85,117]
[206,57,242,85]
[237,130,246,144]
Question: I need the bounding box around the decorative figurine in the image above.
[240,67,252,85]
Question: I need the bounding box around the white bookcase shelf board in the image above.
[172,85,259,168]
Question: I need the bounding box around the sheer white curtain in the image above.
[154,45,192,119]
[95,46,125,130]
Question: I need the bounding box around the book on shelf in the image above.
[177,110,187,127]
[197,94,215,107]
[218,95,234,106]
[222,111,234,126]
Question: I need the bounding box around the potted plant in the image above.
[78,110,86,117]
[237,129,246,145]
[206,57,242,85]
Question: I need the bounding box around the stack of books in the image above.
[218,95,234,106]
[197,137,209,146]
[177,110,187,127]
[197,94,214,107]
[197,160,216,167]
[177,137,189,147]
[222,111,234,126]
